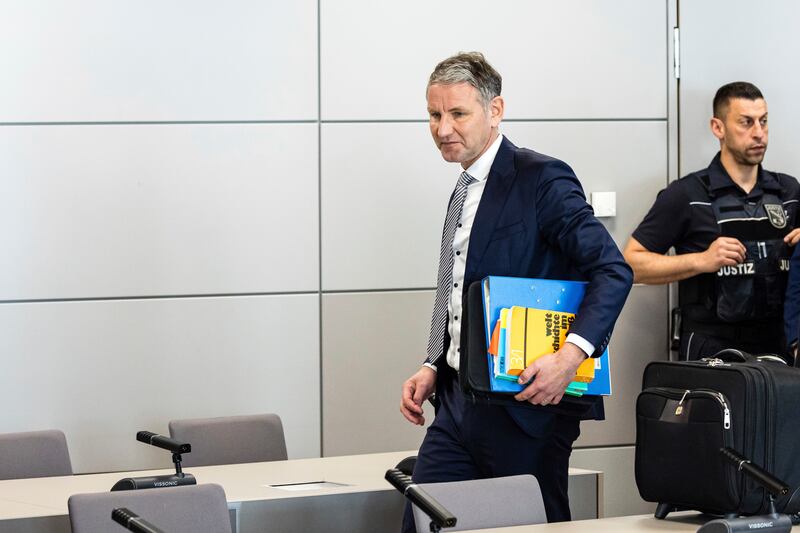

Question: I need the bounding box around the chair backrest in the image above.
[412,475,547,532]
[0,429,72,480]
[168,413,287,467]
[68,483,232,533]
[396,455,417,476]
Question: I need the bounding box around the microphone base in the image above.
[697,514,792,533]
[111,473,196,491]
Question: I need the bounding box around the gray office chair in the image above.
[168,413,288,467]
[412,475,547,532]
[68,483,232,533]
[0,429,72,480]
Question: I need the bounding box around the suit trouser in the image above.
[401,366,580,533]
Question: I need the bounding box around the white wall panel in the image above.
[679,2,800,176]
[321,123,455,291]
[0,294,320,473]
[0,124,318,300]
[502,121,668,248]
[0,1,317,122]
[323,121,666,291]
[322,291,433,457]
[322,0,666,120]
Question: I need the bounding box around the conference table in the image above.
[460,512,800,532]
[0,450,601,533]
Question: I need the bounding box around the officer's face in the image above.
[427,83,503,169]
[713,98,769,167]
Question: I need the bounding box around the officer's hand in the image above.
[697,237,746,272]
[400,366,436,426]
[784,228,800,246]
[514,343,587,406]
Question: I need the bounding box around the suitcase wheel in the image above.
[655,502,676,520]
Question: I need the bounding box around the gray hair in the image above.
[427,52,502,107]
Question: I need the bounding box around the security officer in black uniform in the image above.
[624,82,800,360]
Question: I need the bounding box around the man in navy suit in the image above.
[399,52,632,531]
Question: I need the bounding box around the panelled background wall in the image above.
[678,2,800,177]
[1,0,675,517]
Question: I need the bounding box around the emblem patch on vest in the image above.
[765,204,787,229]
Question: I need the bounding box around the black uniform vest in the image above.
[680,173,791,324]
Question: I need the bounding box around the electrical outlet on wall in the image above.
[590,192,616,217]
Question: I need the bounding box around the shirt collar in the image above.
[463,132,504,182]
[707,151,779,195]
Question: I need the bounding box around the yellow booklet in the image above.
[504,306,595,382]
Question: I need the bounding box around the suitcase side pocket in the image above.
[635,387,739,514]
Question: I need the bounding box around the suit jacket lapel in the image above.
[466,136,518,279]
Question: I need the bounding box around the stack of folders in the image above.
[487,307,596,397]
[481,276,611,396]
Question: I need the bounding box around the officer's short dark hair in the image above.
[428,52,502,108]
[713,82,764,119]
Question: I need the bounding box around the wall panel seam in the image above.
[2,282,660,304]
[0,120,318,127]
[322,118,668,124]
[317,0,325,457]
[0,291,321,305]
[0,118,668,127]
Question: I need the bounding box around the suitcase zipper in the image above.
[685,389,731,429]
[675,390,689,415]
[691,359,755,472]
[648,387,731,430]
[752,364,776,508]
[700,357,730,368]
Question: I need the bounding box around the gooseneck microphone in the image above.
[111,508,165,533]
[136,431,191,454]
[696,448,793,533]
[111,430,196,491]
[385,468,456,530]
[720,447,789,497]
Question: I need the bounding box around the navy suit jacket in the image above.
[441,136,633,424]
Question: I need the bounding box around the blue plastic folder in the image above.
[481,276,611,396]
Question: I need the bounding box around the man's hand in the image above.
[513,343,587,405]
[785,228,800,246]
[400,366,437,425]
[695,237,746,273]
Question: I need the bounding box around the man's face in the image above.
[713,97,769,166]
[426,82,503,169]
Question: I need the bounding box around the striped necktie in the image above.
[426,171,476,365]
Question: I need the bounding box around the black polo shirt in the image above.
[633,152,800,323]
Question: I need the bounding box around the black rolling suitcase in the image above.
[635,354,800,519]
